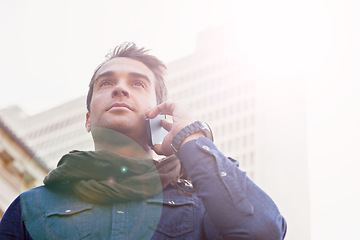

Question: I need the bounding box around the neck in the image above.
[91,127,152,158]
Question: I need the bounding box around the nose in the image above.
[112,83,129,98]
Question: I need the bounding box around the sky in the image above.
[1,0,360,239]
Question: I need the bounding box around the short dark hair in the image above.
[86,42,167,112]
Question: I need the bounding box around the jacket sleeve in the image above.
[178,137,287,240]
[0,196,33,240]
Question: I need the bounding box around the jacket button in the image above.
[202,145,210,151]
[220,171,227,177]
[117,210,124,214]
[65,209,71,213]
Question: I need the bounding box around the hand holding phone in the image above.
[146,102,194,156]
[145,115,168,146]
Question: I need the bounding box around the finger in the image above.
[152,144,164,156]
[147,102,176,118]
[145,108,158,119]
[161,119,172,132]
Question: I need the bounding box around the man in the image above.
[0,42,287,239]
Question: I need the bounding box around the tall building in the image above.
[0,96,93,170]
[0,26,310,239]
[166,27,310,240]
[0,117,47,219]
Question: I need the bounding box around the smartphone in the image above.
[145,115,168,146]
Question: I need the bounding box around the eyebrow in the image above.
[94,71,151,85]
[128,72,151,84]
[94,71,115,84]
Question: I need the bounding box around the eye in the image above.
[132,80,145,88]
[99,80,113,88]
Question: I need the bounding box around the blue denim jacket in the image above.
[19,184,208,239]
[0,137,287,239]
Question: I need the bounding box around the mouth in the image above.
[107,102,132,111]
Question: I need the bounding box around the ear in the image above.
[85,112,91,132]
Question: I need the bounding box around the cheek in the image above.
[138,89,157,107]
[90,93,105,110]
[149,93,158,107]
[140,96,157,113]
[149,87,158,105]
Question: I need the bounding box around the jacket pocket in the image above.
[45,203,92,240]
[147,197,194,238]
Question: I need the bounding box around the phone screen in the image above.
[145,115,168,146]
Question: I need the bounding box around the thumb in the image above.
[161,119,172,132]
[152,144,165,156]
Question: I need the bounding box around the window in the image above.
[243,154,247,166]
[236,120,241,131]
[228,141,233,152]
[235,138,240,147]
[250,152,254,165]
[251,115,255,127]
[0,150,14,165]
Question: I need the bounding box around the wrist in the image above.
[179,132,206,149]
[171,121,213,154]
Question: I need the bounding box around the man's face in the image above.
[86,57,157,144]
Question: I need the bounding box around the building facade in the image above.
[0,117,47,219]
[0,97,93,170]
[165,27,310,240]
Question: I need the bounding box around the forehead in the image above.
[95,57,156,82]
